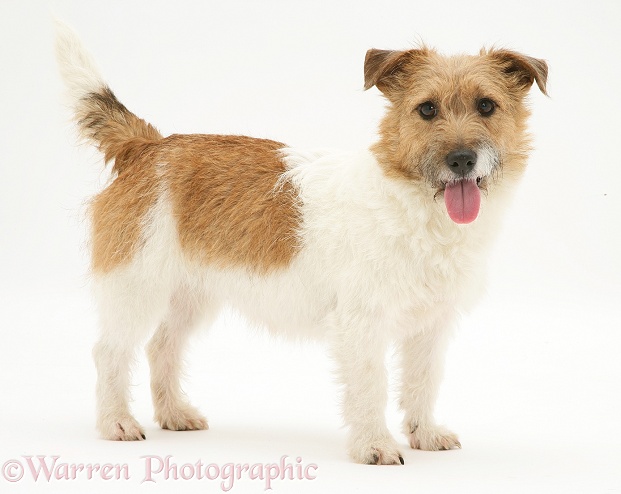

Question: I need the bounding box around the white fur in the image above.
[90,147,515,461]
[54,20,105,112]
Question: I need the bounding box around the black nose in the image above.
[446,149,477,176]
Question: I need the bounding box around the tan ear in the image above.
[490,49,548,95]
[364,49,414,93]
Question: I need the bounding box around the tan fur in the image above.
[90,140,161,272]
[89,129,299,274]
[364,48,547,187]
[162,134,300,273]
[77,87,162,272]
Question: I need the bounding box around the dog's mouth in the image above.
[425,145,500,224]
[441,176,483,224]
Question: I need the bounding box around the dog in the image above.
[55,22,547,465]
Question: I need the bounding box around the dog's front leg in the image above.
[399,317,461,451]
[329,310,403,465]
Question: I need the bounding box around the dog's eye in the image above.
[477,98,496,116]
[418,102,437,120]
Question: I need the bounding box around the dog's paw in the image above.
[349,434,404,465]
[156,405,209,432]
[408,424,460,451]
[99,415,146,441]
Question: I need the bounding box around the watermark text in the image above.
[2,455,317,491]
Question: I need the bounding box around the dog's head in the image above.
[364,46,547,224]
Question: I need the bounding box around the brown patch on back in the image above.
[90,133,301,275]
[80,86,301,274]
[163,134,300,273]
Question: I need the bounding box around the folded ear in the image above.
[364,49,415,94]
[489,49,548,95]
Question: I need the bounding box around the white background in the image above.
[1,0,620,492]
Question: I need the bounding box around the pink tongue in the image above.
[444,180,481,224]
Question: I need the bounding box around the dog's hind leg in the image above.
[146,285,215,432]
[92,268,171,441]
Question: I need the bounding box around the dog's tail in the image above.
[55,20,162,173]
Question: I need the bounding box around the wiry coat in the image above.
[56,21,547,464]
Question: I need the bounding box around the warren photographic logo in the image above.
[2,454,318,491]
